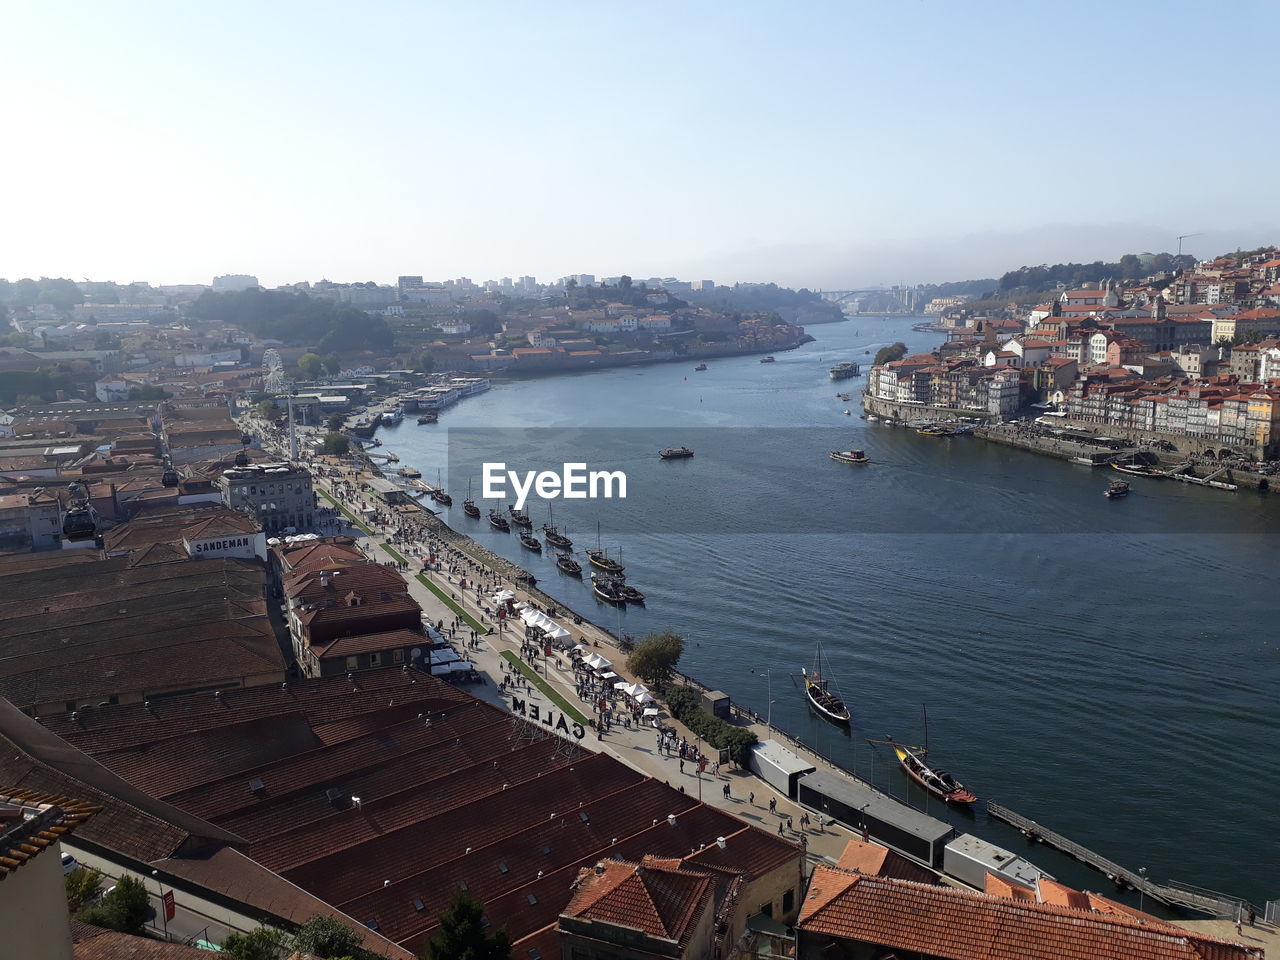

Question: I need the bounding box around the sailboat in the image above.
[587,520,624,573]
[801,642,850,725]
[429,469,452,506]
[542,505,573,550]
[462,479,480,518]
[870,707,977,803]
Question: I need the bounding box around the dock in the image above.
[987,801,1246,917]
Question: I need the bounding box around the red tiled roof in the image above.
[562,857,713,948]
[835,839,940,885]
[798,868,1259,960]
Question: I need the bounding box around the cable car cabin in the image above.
[234,448,250,467]
[62,505,97,542]
[162,466,180,487]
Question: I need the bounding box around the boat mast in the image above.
[923,703,929,756]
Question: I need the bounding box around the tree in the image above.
[626,631,685,687]
[423,893,511,960]
[128,385,171,401]
[322,353,342,376]
[873,342,908,366]
[298,352,324,379]
[255,399,281,421]
[292,914,362,959]
[322,432,350,456]
[325,412,346,431]
[222,926,293,960]
[77,874,150,934]
[65,866,104,912]
[619,275,632,290]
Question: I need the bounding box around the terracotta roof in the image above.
[0,785,99,880]
[562,857,713,949]
[72,926,213,959]
[312,628,428,659]
[834,838,940,885]
[798,868,1259,960]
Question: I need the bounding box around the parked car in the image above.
[61,852,79,874]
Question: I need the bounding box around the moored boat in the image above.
[592,575,625,605]
[618,583,646,604]
[1112,461,1160,477]
[397,465,422,479]
[890,742,977,804]
[829,449,868,464]
[659,446,694,459]
[556,555,583,577]
[519,533,542,552]
[587,550,624,574]
[430,488,452,506]
[488,510,510,531]
[544,527,573,549]
[802,641,850,724]
[463,499,481,518]
[508,505,533,527]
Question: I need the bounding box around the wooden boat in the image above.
[1106,480,1130,499]
[587,550,624,573]
[543,510,573,549]
[891,743,977,803]
[430,489,452,506]
[508,505,533,527]
[802,641,850,724]
[619,583,646,604]
[1112,461,1159,477]
[519,533,542,552]
[488,510,510,531]
[463,499,481,518]
[829,449,868,464]
[556,555,582,577]
[592,575,625,605]
[659,446,694,459]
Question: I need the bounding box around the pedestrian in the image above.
[1248,906,1256,926]
[722,782,730,800]
[787,816,794,832]
[749,791,755,806]
[778,820,784,835]
[769,797,777,814]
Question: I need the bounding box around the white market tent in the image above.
[493,589,516,602]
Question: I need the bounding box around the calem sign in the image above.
[510,695,586,740]
[482,462,626,511]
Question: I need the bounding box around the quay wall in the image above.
[861,392,989,423]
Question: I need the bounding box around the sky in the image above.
[4,0,1278,290]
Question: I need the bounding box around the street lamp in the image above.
[1138,866,1147,913]
[151,870,169,941]
[762,671,775,728]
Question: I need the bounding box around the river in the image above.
[375,315,1279,905]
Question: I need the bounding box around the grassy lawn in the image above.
[501,651,589,725]
[318,490,373,535]
[416,574,486,633]
[382,542,407,564]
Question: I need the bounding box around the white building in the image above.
[212,274,260,292]
[94,378,130,402]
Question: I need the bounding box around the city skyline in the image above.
[3,1,1278,289]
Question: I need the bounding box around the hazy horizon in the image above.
[4,1,1277,290]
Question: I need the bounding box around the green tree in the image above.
[322,432,350,456]
[873,342,908,366]
[298,352,324,379]
[322,353,342,375]
[65,866,104,912]
[619,275,632,290]
[325,412,346,430]
[462,309,500,335]
[292,914,362,958]
[626,630,685,687]
[423,893,511,960]
[255,399,281,420]
[77,874,150,934]
[128,385,171,401]
[222,926,293,960]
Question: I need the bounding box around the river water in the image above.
[376,316,1279,904]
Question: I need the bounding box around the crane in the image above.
[1176,232,1203,257]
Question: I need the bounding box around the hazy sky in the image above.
[5,1,1278,289]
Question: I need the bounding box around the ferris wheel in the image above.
[262,348,286,394]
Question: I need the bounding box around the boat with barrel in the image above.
[618,582,646,604]
[1106,480,1130,499]
[892,742,977,803]
[588,522,625,573]
[556,554,583,577]
[542,507,573,549]
[508,505,533,527]
[592,574,625,605]
[801,641,850,725]
[519,533,542,552]
[488,509,510,531]
[659,446,694,460]
[829,449,869,464]
[462,479,480,518]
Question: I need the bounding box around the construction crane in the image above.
[1176,232,1203,257]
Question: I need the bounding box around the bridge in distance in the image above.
[819,287,923,314]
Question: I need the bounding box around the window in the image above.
[782,888,794,913]
[759,902,773,918]
[369,652,382,667]
[346,656,358,670]
[393,649,404,663]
